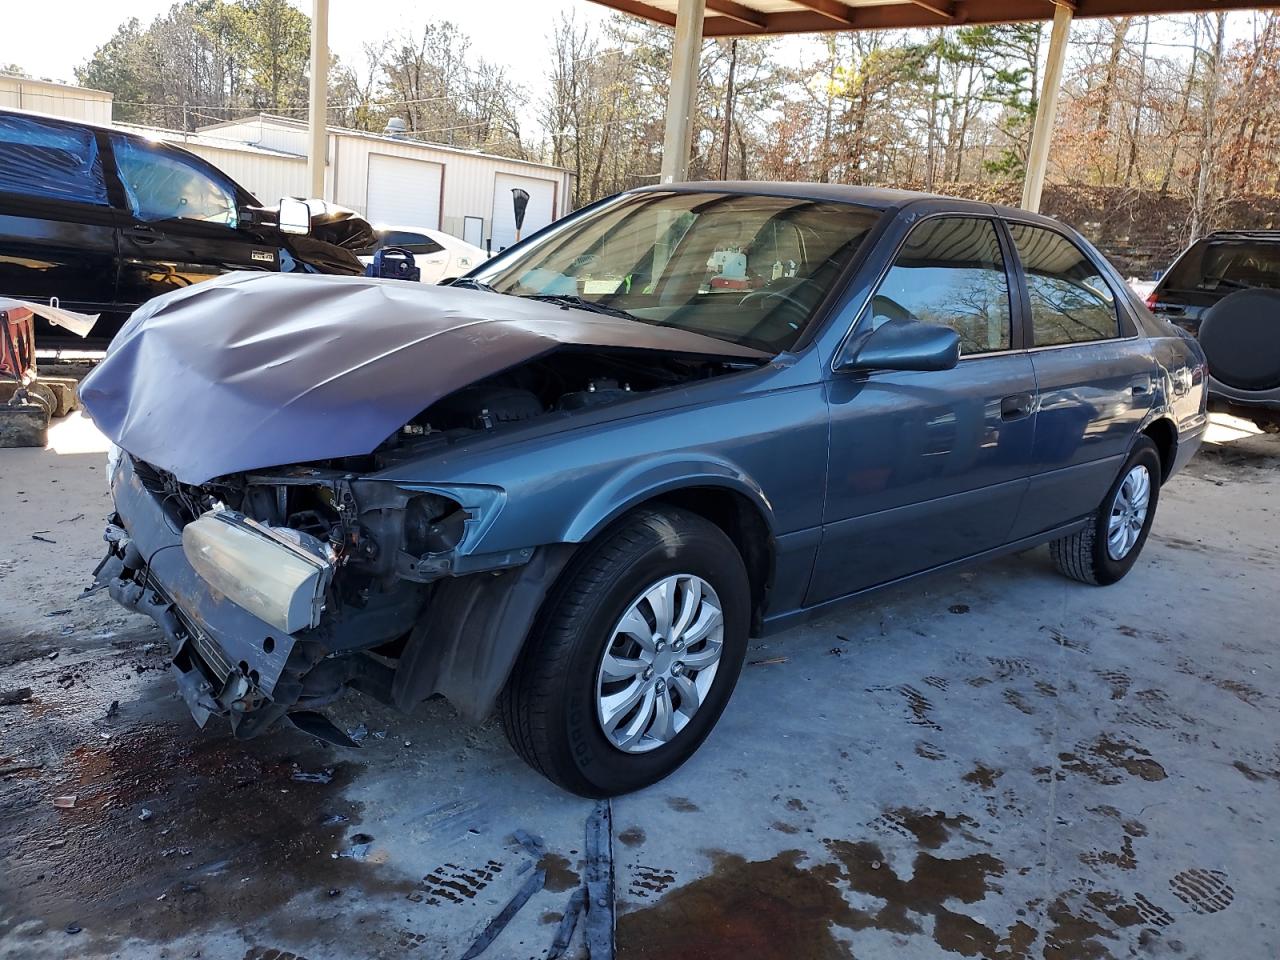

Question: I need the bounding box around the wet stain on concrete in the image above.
[420,860,503,904]
[772,820,800,834]
[872,808,981,850]
[617,826,646,848]
[626,864,677,900]
[536,852,579,893]
[1002,689,1036,716]
[0,723,413,949]
[617,850,855,960]
[962,764,1004,790]
[1169,868,1234,914]
[617,837,1021,960]
[1050,736,1168,784]
[666,796,700,813]
[915,740,946,760]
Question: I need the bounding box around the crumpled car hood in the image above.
[79,272,767,485]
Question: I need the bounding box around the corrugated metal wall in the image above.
[176,116,575,243]
[330,135,572,244]
[180,143,307,204]
[0,77,112,124]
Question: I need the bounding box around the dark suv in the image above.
[1147,230,1280,432]
[0,108,373,345]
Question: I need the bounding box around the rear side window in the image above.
[1008,224,1119,346]
[0,114,108,205]
[110,135,239,227]
[871,217,1012,355]
[1162,238,1280,293]
[364,230,445,255]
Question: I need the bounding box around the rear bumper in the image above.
[93,456,307,732]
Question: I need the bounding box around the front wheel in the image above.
[499,506,750,797]
[1049,436,1162,586]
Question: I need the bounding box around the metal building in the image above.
[175,114,573,249]
[0,75,112,124]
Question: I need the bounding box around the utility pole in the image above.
[720,38,738,181]
[306,0,329,200]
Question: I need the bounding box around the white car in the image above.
[358,226,488,284]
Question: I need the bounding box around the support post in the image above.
[306,0,329,200]
[1021,1,1073,213]
[660,0,706,184]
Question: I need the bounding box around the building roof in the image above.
[196,113,571,174]
[590,0,1276,37]
[0,73,113,99]
[114,122,305,159]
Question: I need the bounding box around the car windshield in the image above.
[470,191,882,353]
[1163,238,1280,294]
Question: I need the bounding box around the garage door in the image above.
[491,173,556,250]
[366,154,443,228]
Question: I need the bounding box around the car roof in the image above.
[1201,229,1280,241]
[628,179,1067,230]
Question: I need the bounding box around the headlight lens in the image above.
[182,510,335,634]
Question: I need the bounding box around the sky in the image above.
[0,0,609,102]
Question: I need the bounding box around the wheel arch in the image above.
[1140,416,1178,482]
[558,458,777,636]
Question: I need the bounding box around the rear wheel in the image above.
[1050,437,1161,586]
[499,506,750,797]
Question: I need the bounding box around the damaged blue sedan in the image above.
[81,184,1208,797]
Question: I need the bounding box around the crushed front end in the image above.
[91,450,499,743]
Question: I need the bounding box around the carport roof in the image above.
[589,0,1275,36]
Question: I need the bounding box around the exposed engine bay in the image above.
[142,345,750,588]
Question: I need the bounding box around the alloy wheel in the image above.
[594,574,725,754]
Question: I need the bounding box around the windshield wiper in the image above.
[446,277,497,293]
[520,294,638,321]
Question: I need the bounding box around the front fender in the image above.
[561,455,777,543]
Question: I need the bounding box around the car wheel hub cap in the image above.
[1107,464,1151,560]
[595,574,724,754]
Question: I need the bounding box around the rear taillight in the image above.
[1144,292,1158,311]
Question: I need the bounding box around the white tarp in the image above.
[0,298,98,338]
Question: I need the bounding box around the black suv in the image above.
[0,108,373,346]
[1147,230,1280,432]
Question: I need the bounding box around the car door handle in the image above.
[1000,393,1034,421]
[126,226,159,244]
[1131,380,1151,396]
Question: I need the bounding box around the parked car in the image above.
[1146,229,1280,432]
[357,225,486,284]
[81,184,1207,797]
[0,108,374,346]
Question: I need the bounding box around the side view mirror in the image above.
[836,317,961,373]
[278,197,312,237]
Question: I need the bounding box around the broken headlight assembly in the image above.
[182,509,337,634]
[396,485,508,579]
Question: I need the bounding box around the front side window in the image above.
[110,135,238,227]
[1008,223,1119,346]
[0,114,108,205]
[870,217,1012,355]
[471,191,882,353]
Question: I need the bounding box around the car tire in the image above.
[499,506,750,798]
[1049,437,1162,586]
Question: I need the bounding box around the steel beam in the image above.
[306,0,329,200]
[660,0,706,183]
[1021,1,1072,212]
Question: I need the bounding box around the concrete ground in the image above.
[1,412,1277,960]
